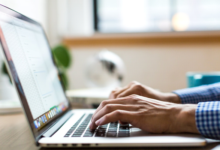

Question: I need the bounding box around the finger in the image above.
[110,86,129,99]
[109,87,122,99]
[91,97,126,124]
[90,96,134,126]
[110,82,137,99]
[95,110,135,127]
[112,81,140,98]
[90,104,138,129]
[117,85,137,98]
[92,95,139,118]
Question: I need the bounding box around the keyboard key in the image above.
[95,132,105,137]
[120,123,129,127]
[64,114,86,137]
[83,134,93,137]
[65,114,94,138]
[71,135,81,137]
[106,132,117,137]
[110,125,117,127]
[70,114,93,136]
[108,128,117,132]
[77,128,85,131]
[118,132,130,137]
[97,130,106,133]
[85,130,94,133]
[100,124,108,128]
[95,130,106,137]
[119,129,129,132]
[72,133,82,135]
[86,128,94,131]
[84,133,93,136]
[109,126,117,129]
[97,128,106,132]
[120,127,129,131]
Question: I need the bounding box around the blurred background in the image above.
[0,0,220,92]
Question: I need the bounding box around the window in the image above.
[94,0,220,33]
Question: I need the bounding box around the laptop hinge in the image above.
[42,111,73,137]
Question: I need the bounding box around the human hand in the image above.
[90,95,199,134]
[110,81,181,104]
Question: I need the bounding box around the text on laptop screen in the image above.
[0,12,68,129]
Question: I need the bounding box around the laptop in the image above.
[0,4,206,148]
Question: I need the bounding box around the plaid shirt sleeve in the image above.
[173,83,220,104]
[173,83,220,139]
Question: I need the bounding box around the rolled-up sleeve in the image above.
[173,83,220,104]
[196,101,220,139]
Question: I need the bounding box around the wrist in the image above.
[163,93,181,104]
[173,104,199,134]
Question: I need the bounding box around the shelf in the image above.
[63,31,220,47]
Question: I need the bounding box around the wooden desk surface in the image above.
[1,113,220,150]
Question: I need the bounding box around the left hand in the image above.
[89,94,199,134]
[109,81,181,104]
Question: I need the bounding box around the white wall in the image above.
[67,43,220,92]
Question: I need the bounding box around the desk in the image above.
[0,113,220,150]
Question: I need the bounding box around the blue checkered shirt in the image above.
[174,83,220,139]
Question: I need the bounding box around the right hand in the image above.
[90,94,198,134]
[109,81,181,104]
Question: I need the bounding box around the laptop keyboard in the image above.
[64,113,130,138]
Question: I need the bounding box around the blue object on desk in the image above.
[187,72,220,88]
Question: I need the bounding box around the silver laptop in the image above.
[0,4,206,148]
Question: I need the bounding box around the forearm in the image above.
[163,92,181,104]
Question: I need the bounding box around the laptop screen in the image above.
[0,5,69,136]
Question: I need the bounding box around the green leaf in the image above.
[1,62,12,83]
[52,45,71,69]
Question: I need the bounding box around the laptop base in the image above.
[39,109,206,148]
